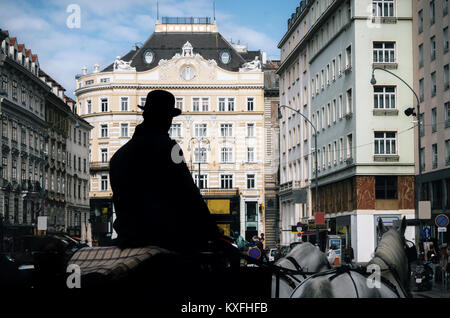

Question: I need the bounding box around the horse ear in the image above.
[399,216,407,237]
[378,217,386,234]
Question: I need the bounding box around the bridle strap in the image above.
[286,256,307,279]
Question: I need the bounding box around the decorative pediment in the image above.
[158,41,217,81]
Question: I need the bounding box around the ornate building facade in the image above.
[0,30,91,239]
[74,18,267,243]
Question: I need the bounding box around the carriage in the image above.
[0,217,416,298]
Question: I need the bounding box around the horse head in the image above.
[374,216,415,296]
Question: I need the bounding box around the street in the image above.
[409,263,450,298]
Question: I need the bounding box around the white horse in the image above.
[290,217,413,298]
[271,242,331,298]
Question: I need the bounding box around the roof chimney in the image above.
[82,66,87,75]
[93,64,99,73]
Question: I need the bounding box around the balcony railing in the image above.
[200,188,240,196]
[90,161,110,171]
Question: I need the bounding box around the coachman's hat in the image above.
[138,90,182,118]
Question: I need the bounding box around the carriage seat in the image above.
[68,245,173,283]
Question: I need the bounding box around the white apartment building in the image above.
[278,0,416,261]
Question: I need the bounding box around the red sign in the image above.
[315,212,325,225]
[435,214,449,228]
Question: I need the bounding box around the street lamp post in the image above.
[278,105,320,247]
[188,137,211,190]
[371,67,423,239]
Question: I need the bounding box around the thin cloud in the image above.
[1,0,282,98]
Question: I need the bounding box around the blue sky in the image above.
[0,0,300,98]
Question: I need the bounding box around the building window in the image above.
[374,132,396,155]
[140,97,147,108]
[432,144,438,169]
[444,64,449,90]
[169,123,182,138]
[445,102,450,127]
[12,159,17,181]
[120,97,129,111]
[375,176,398,199]
[373,42,395,63]
[218,97,234,112]
[418,44,424,68]
[12,123,17,142]
[247,97,255,111]
[420,147,426,171]
[194,147,207,163]
[1,74,7,94]
[2,156,8,180]
[444,0,449,16]
[419,78,424,102]
[220,124,233,137]
[194,123,207,137]
[419,113,425,136]
[100,148,108,163]
[101,175,108,191]
[347,134,353,159]
[372,0,394,17]
[430,0,435,25]
[12,80,17,101]
[194,174,208,189]
[175,97,183,111]
[446,139,450,165]
[247,147,255,162]
[247,123,255,137]
[418,9,423,33]
[101,98,108,112]
[374,86,396,109]
[431,72,436,97]
[346,89,352,113]
[221,147,233,163]
[247,174,255,189]
[2,119,7,138]
[21,86,27,105]
[444,27,449,52]
[201,98,209,111]
[220,175,233,189]
[100,124,108,138]
[192,98,200,112]
[430,36,436,61]
[120,123,128,137]
[345,45,352,69]
[432,108,437,133]
[87,99,92,114]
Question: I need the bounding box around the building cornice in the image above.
[4,56,51,92]
[1,98,47,128]
[277,0,346,75]
[75,83,264,96]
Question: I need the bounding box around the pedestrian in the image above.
[274,244,282,262]
[344,245,354,266]
[440,244,448,284]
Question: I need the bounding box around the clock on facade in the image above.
[181,66,195,80]
[220,50,231,64]
[143,49,154,64]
